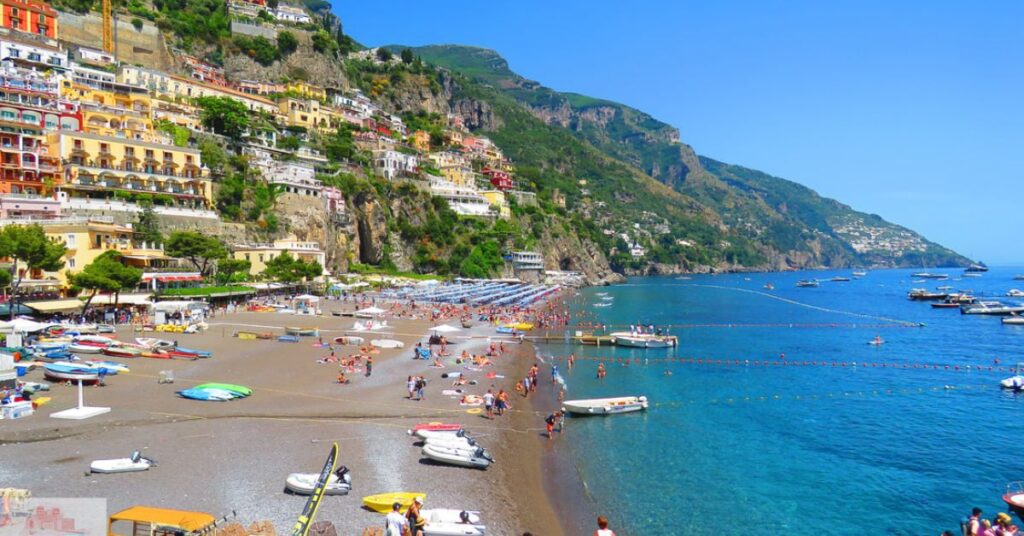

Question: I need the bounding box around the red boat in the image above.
[1004,482,1024,520]
[410,423,462,432]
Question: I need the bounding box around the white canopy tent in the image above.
[0,318,58,333]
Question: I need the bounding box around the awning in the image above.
[24,299,84,313]
[90,293,154,306]
[141,273,203,283]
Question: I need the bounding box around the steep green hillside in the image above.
[408,45,969,269]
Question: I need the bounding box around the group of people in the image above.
[961,508,1019,536]
[406,376,427,400]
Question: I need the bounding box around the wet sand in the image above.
[1,303,565,535]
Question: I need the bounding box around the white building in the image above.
[73,46,116,66]
[272,5,312,23]
[0,36,65,70]
[372,149,418,180]
[510,251,544,271]
[428,177,493,217]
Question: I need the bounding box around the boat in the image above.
[1003,482,1024,520]
[333,336,365,345]
[600,296,614,301]
[97,324,116,333]
[43,363,100,383]
[966,262,989,273]
[1003,316,1024,325]
[611,334,677,348]
[193,383,252,397]
[177,388,240,401]
[912,272,949,279]
[852,270,868,277]
[90,451,155,474]
[371,339,405,349]
[562,396,649,415]
[285,466,351,495]
[173,346,212,357]
[936,285,954,291]
[107,507,217,536]
[410,423,463,433]
[931,301,962,309]
[85,360,130,373]
[763,283,774,290]
[1001,374,1024,389]
[103,346,142,358]
[796,280,819,288]
[908,288,949,301]
[135,338,174,349]
[285,327,318,337]
[830,277,851,282]
[961,301,1024,316]
[69,343,103,354]
[420,509,485,536]
[421,444,492,469]
[423,435,480,450]
[413,428,470,441]
[1008,289,1024,298]
[963,273,982,278]
[1015,275,1024,281]
[593,303,612,308]
[362,492,425,514]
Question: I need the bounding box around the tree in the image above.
[277,30,297,56]
[195,96,250,141]
[376,47,392,62]
[164,231,227,277]
[262,251,321,283]
[215,258,251,285]
[400,48,414,64]
[276,135,301,151]
[134,201,164,246]
[311,30,337,54]
[0,225,65,319]
[198,137,226,175]
[70,269,119,315]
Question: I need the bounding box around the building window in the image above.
[67,258,75,268]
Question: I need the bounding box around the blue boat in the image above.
[177,388,237,401]
[174,346,212,357]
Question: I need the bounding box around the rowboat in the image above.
[333,336,365,345]
[562,396,649,415]
[135,338,174,349]
[421,444,492,469]
[285,466,351,496]
[43,363,100,383]
[285,327,318,337]
[362,492,425,514]
[174,346,212,357]
[178,388,239,401]
[69,343,102,354]
[103,346,141,358]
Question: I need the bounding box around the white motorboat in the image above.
[421,444,492,469]
[611,333,677,348]
[424,436,479,450]
[284,467,352,495]
[963,273,983,278]
[1008,290,1024,298]
[562,396,649,415]
[961,301,1024,316]
[1002,375,1024,389]
[852,271,868,277]
[1003,316,1024,325]
[90,452,155,474]
[593,303,612,308]
[414,428,469,441]
[421,509,485,536]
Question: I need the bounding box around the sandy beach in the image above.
[1,302,566,535]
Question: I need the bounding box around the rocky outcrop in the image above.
[537,227,624,286]
[350,192,387,265]
[451,98,500,131]
[224,32,349,89]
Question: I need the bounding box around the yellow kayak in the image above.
[362,492,425,514]
[509,322,534,331]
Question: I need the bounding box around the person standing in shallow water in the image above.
[597,362,606,379]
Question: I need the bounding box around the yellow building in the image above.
[49,131,212,209]
[278,97,338,134]
[410,130,430,152]
[232,237,328,280]
[480,190,511,219]
[285,81,327,101]
[60,80,156,142]
[153,99,203,131]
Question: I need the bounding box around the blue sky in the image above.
[334,1,1024,264]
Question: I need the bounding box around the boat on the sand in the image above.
[43,362,100,383]
[285,466,351,495]
[285,327,318,337]
[562,396,649,415]
[362,492,425,514]
[90,451,155,474]
[421,444,492,469]
[333,336,364,345]
[421,509,486,536]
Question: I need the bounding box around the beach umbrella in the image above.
[431,324,461,333]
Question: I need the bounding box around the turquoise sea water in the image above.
[538,268,1024,535]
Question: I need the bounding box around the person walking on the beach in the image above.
[522,375,531,397]
[594,515,616,536]
[497,389,509,415]
[416,376,426,401]
[483,389,495,419]
[385,502,408,536]
[407,375,416,399]
[545,412,557,439]
[365,355,373,377]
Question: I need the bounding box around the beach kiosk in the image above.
[108,506,216,536]
[291,294,321,315]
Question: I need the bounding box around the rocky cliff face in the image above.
[224,32,350,89]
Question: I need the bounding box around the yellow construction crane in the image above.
[102,0,113,53]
